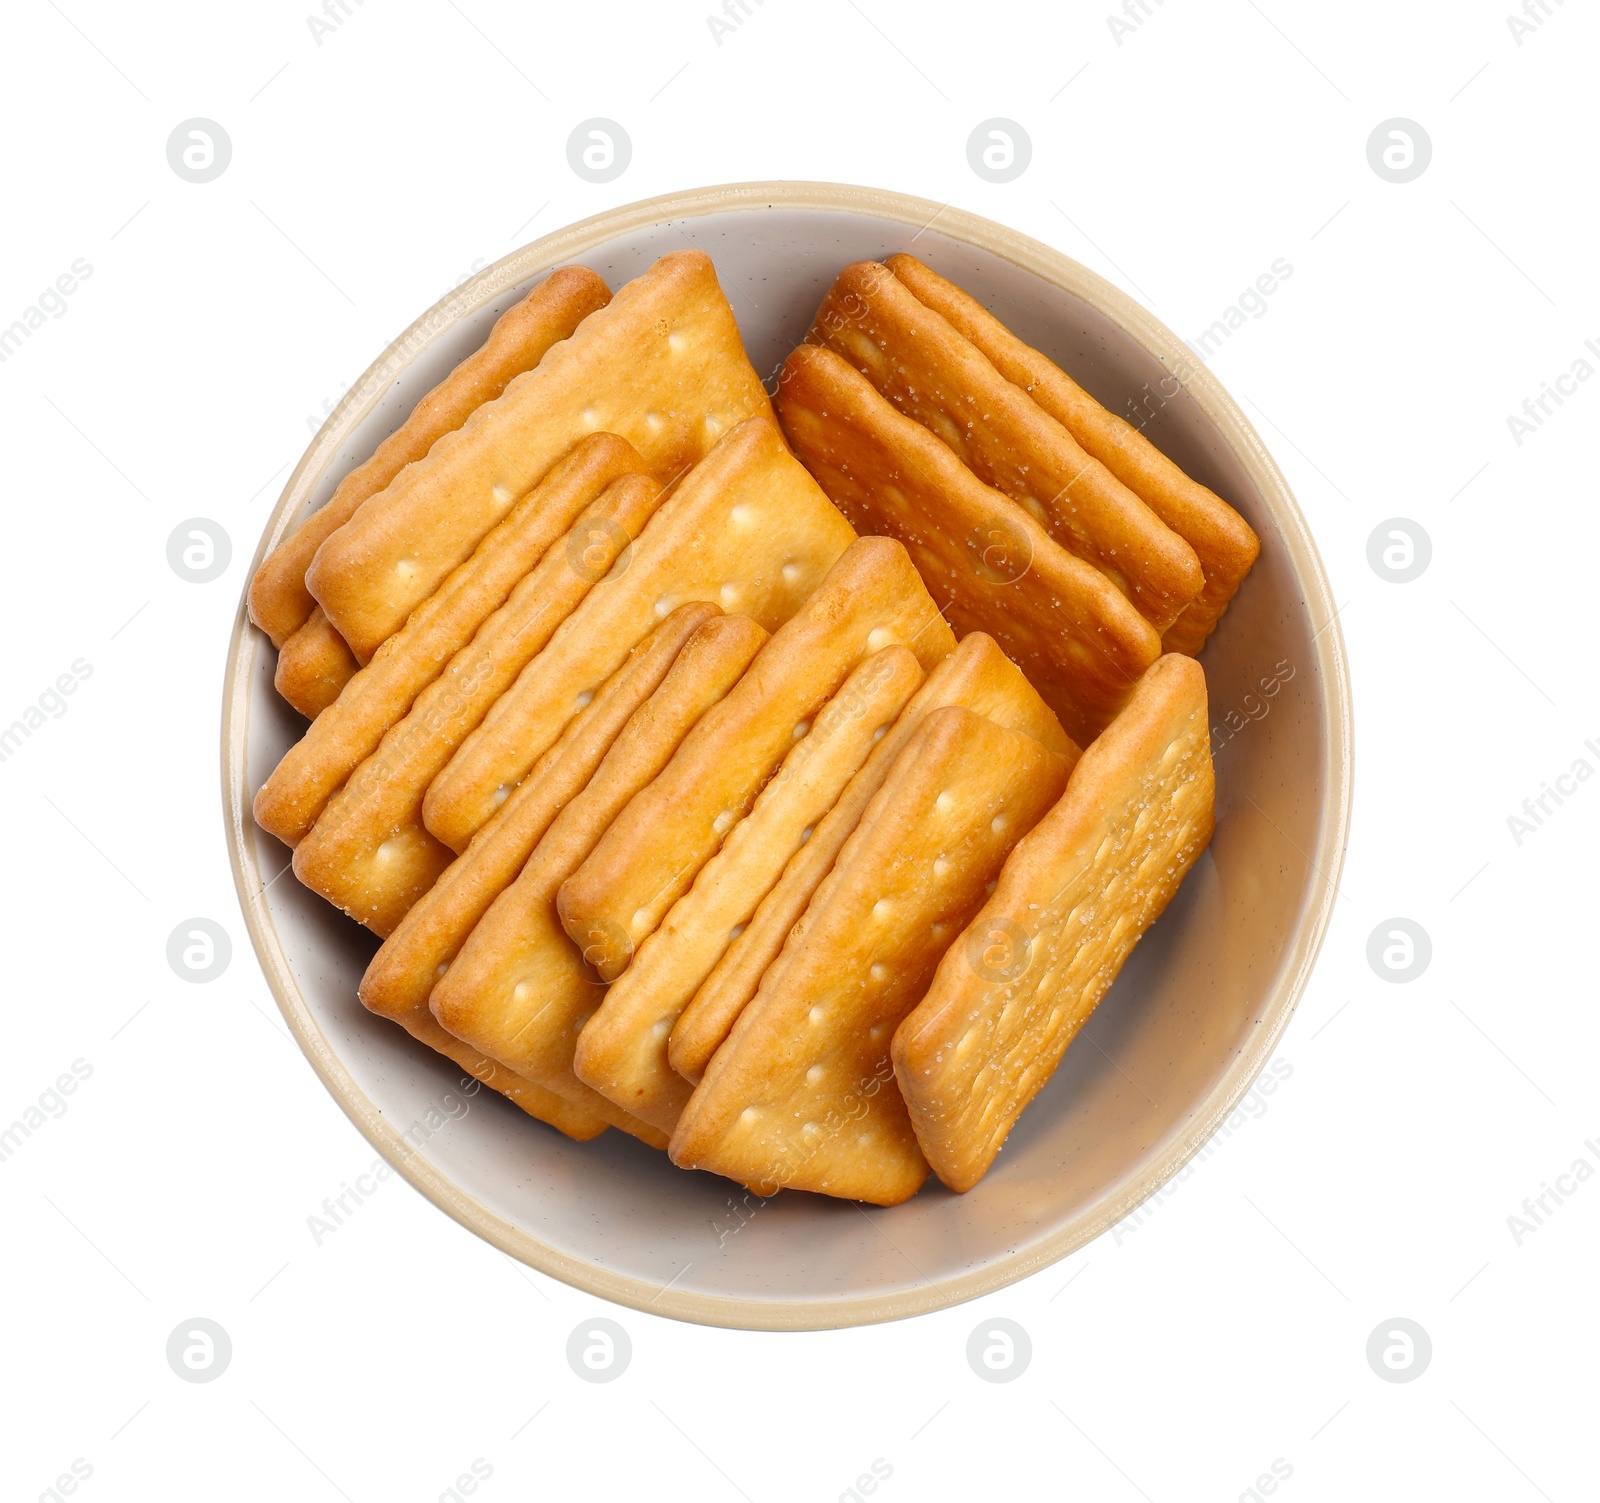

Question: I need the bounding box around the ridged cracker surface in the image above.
[558,536,956,982]
[291,473,664,935]
[669,632,1077,1084]
[778,343,1158,746]
[256,435,646,848]
[885,254,1259,656]
[894,654,1215,1192]
[807,262,1201,633]
[573,646,924,1133]
[248,264,609,650]
[423,416,856,853]
[669,707,1069,1205]
[307,251,773,659]
[431,615,767,1113]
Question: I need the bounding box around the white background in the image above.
[2,0,1596,1498]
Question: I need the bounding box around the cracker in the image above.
[401,1007,612,1143]
[248,265,609,649]
[669,631,1077,1085]
[422,415,857,854]
[884,254,1260,655]
[307,251,774,661]
[893,654,1215,1192]
[255,434,645,848]
[360,602,726,1026]
[272,607,359,720]
[429,614,767,1113]
[557,536,956,983]
[806,261,1203,633]
[572,647,925,1133]
[777,342,1159,745]
[668,707,1070,1204]
[359,603,737,1148]
[290,471,665,935]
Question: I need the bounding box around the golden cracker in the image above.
[255,434,645,848]
[400,1006,611,1143]
[359,604,733,1149]
[430,614,768,1113]
[422,415,856,854]
[668,707,1070,1204]
[807,261,1202,633]
[360,604,735,1030]
[669,631,1076,1085]
[273,607,359,720]
[893,654,1215,1192]
[777,342,1159,745]
[307,251,773,661]
[884,254,1260,655]
[290,472,664,935]
[249,265,609,649]
[572,647,925,1134]
[557,535,956,983]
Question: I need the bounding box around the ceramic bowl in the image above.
[223,182,1352,1330]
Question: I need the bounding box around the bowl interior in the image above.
[232,193,1344,1328]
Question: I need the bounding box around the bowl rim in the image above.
[221,180,1354,1330]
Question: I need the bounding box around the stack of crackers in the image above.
[250,248,1254,1205]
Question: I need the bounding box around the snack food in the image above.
[306,251,774,661]
[256,435,648,848]
[883,254,1260,654]
[407,1006,612,1143]
[557,535,956,982]
[422,415,856,854]
[572,646,924,1133]
[248,264,610,649]
[668,707,1070,1203]
[807,261,1203,633]
[358,604,731,1038]
[777,342,1159,744]
[893,654,1215,1191]
[256,237,1259,1202]
[428,614,769,1111]
[292,471,664,934]
[272,609,358,719]
[668,630,1075,1084]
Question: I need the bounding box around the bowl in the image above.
[222,182,1352,1330]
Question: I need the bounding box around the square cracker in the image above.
[668,631,1077,1085]
[249,264,610,650]
[307,251,774,661]
[256,434,647,848]
[423,415,857,854]
[777,342,1159,745]
[893,654,1215,1193]
[884,254,1260,656]
[668,706,1071,1205]
[557,535,956,983]
[806,261,1202,634]
[572,646,925,1134]
[291,471,665,936]
[429,614,768,1114]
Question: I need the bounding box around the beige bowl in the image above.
[223,182,1351,1330]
